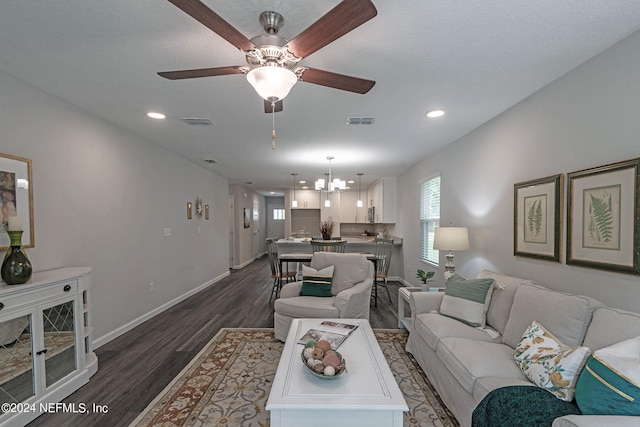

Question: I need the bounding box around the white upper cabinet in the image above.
[369,177,396,223]
[340,191,368,223]
[291,189,320,209]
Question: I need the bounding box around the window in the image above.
[419,175,441,264]
[272,208,286,221]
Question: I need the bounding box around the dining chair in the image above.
[310,240,347,253]
[373,237,394,302]
[266,238,297,301]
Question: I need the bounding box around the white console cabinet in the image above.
[0,267,97,426]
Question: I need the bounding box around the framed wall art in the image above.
[0,153,34,250]
[567,158,640,274]
[514,174,563,261]
[243,207,250,228]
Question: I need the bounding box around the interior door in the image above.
[267,203,285,239]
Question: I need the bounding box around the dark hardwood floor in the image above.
[29,255,404,426]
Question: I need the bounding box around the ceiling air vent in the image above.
[346,116,375,125]
[181,117,214,126]
[203,159,218,164]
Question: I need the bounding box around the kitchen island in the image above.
[276,236,403,281]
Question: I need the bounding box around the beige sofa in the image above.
[406,270,640,427]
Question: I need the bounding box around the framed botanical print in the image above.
[0,153,34,250]
[514,174,563,261]
[567,158,640,274]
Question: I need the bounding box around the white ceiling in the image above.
[1,1,640,195]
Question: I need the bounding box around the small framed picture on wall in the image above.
[243,207,250,228]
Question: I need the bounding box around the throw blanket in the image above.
[471,385,581,427]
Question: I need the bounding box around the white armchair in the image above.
[273,252,374,341]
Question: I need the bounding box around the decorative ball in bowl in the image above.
[301,340,346,379]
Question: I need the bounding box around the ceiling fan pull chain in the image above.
[271,101,276,149]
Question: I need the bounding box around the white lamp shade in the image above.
[357,199,363,207]
[315,179,325,191]
[291,200,298,208]
[246,67,297,101]
[433,227,469,251]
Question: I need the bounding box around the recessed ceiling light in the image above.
[299,180,306,184]
[426,109,445,118]
[147,112,166,120]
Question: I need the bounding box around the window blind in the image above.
[419,175,440,264]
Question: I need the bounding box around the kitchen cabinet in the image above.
[339,191,368,223]
[0,267,96,427]
[290,189,320,209]
[369,177,396,223]
[320,192,340,223]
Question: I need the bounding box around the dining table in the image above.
[278,252,382,306]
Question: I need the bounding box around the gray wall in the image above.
[397,30,640,312]
[0,70,230,345]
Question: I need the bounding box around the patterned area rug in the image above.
[129,328,458,427]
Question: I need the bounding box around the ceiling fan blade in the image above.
[264,99,283,113]
[158,66,245,80]
[299,68,375,94]
[286,0,377,59]
[167,0,254,51]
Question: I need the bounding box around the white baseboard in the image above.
[232,259,254,269]
[93,270,230,348]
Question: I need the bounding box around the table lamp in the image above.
[433,227,469,280]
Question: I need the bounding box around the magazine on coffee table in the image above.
[297,321,358,349]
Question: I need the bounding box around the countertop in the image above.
[278,236,402,245]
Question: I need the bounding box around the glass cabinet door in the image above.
[41,300,76,388]
[0,315,34,406]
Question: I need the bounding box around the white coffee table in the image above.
[267,318,408,427]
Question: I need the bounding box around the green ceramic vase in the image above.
[1,230,32,285]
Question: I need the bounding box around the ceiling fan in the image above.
[159,0,377,113]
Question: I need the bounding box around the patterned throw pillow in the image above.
[439,274,495,327]
[299,265,334,297]
[575,336,640,415]
[514,321,591,401]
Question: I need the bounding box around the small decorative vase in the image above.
[1,230,32,285]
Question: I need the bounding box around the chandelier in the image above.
[315,156,346,193]
[314,156,346,208]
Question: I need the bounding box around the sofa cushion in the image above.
[502,283,604,349]
[273,296,339,318]
[583,307,640,351]
[514,321,591,401]
[439,275,495,327]
[575,336,640,416]
[414,312,501,352]
[477,270,536,335]
[437,337,527,393]
[300,265,334,297]
[310,252,367,295]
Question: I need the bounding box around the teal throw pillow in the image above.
[439,274,495,327]
[300,265,334,297]
[575,336,640,415]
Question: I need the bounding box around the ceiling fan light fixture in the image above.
[246,66,297,101]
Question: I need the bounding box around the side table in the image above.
[397,286,422,331]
